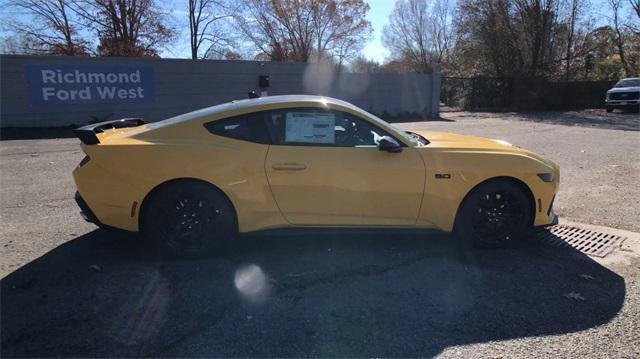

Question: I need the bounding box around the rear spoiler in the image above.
[74,118,147,145]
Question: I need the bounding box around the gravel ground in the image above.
[436,108,640,131]
[1,110,639,358]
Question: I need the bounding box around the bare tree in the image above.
[188,0,235,59]
[236,0,313,61]
[563,0,580,79]
[223,50,242,60]
[8,0,89,55]
[609,0,631,74]
[236,0,371,63]
[444,0,635,79]
[0,34,43,55]
[555,0,599,80]
[382,0,453,73]
[429,0,454,63]
[512,0,560,77]
[310,0,372,64]
[453,0,563,77]
[383,0,432,73]
[630,0,640,18]
[72,0,174,57]
[349,56,381,73]
[626,0,640,33]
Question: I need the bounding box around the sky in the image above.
[359,0,396,62]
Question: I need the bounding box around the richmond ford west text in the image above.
[25,65,155,105]
[41,69,145,101]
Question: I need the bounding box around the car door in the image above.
[264,107,426,226]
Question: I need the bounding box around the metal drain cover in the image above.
[535,224,627,257]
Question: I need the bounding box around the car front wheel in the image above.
[141,180,236,257]
[454,179,532,248]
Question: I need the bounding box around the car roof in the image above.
[618,77,640,81]
[148,95,360,129]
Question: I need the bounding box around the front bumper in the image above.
[535,193,558,227]
[536,213,558,228]
[605,99,640,107]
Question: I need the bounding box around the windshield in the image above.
[614,79,640,88]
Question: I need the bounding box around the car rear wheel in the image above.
[141,180,236,257]
[454,179,532,248]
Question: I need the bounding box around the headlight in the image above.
[537,173,554,182]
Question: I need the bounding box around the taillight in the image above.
[77,155,90,168]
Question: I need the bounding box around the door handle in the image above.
[272,163,307,171]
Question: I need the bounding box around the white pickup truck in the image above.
[605,77,640,112]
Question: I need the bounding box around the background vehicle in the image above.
[605,77,640,112]
[73,95,559,256]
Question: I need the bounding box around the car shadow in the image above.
[1,229,625,357]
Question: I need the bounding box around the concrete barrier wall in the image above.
[0,55,440,127]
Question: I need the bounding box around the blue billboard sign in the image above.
[25,65,155,106]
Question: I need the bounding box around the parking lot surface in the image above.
[1,111,639,357]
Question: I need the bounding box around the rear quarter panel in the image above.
[75,122,284,232]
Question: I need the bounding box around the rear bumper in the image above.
[73,158,142,232]
[74,191,102,226]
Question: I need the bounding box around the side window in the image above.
[334,112,389,147]
[265,108,396,147]
[204,113,270,144]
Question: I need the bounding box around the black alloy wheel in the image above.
[455,179,532,248]
[142,180,236,257]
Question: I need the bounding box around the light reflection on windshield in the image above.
[361,109,426,146]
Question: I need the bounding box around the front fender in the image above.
[416,149,559,231]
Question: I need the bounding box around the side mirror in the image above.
[378,136,403,153]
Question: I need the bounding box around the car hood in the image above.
[412,130,558,169]
[413,130,515,150]
[607,86,640,93]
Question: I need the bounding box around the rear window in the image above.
[204,113,270,144]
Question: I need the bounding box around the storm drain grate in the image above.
[534,224,627,257]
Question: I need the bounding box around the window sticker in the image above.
[285,112,335,144]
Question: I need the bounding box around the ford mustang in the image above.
[73,95,559,256]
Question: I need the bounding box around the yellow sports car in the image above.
[73,95,559,256]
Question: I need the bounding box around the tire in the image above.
[454,179,532,248]
[606,106,613,113]
[141,180,236,257]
